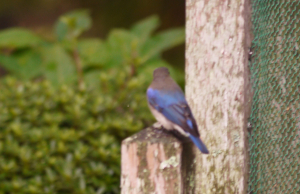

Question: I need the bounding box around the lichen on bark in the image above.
[185,0,252,193]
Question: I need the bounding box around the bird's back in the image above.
[147,76,199,137]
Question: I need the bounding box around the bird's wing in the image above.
[147,89,199,137]
[162,103,199,137]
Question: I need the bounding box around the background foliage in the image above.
[0,10,184,193]
[0,0,185,70]
[0,10,184,88]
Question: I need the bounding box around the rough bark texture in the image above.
[185,0,252,194]
[121,126,184,194]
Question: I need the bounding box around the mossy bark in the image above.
[185,0,252,193]
[121,126,184,194]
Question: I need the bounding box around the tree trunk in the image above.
[185,0,252,193]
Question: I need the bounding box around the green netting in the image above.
[249,1,300,193]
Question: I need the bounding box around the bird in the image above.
[146,67,209,154]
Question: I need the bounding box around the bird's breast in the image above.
[148,104,174,130]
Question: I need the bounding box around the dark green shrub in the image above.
[0,74,154,193]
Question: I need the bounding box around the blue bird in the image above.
[147,67,209,154]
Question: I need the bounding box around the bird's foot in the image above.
[153,122,163,129]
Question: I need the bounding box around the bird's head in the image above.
[153,67,170,79]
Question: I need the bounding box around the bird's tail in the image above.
[189,135,209,154]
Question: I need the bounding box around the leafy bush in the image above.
[0,76,151,193]
[0,10,185,88]
[0,10,185,193]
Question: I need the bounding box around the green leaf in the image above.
[78,39,108,66]
[131,15,160,43]
[55,21,68,42]
[55,9,92,41]
[83,71,101,89]
[0,54,19,75]
[140,28,185,63]
[0,28,42,49]
[41,44,77,86]
[16,50,43,80]
[0,50,42,80]
[105,29,139,68]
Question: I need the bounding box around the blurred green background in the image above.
[0,1,185,193]
[0,0,185,72]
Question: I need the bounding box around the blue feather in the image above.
[189,134,209,154]
[186,119,193,129]
[147,88,188,128]
[147,88,186,105]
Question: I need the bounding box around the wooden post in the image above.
[185,0,252,194]
[121,125,182,194]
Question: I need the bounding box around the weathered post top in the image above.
[121,126,183,194]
